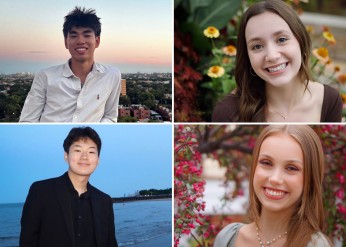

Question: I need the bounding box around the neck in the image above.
[265,80,306,113]
[69,58,94,82]
[257,209,291,238]
[67,170,89,196]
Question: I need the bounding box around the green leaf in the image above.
[200,81,214,89]
[221,79,232,94]
[174,0,183,9]
[180,22,211,52]
[189,0,213,14]
[191,0,242,29]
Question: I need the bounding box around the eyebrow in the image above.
[258,153,303,165]
[72,144,97,149]
[247,30,290,45]
[68,30,93,35]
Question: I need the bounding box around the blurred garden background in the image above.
[174,0,346,122]
[174,125,346,247]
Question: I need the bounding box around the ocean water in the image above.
[0,199,172,247]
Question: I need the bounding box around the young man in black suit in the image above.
[20,127,118,247]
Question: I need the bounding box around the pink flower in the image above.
[335,188,345,200]
[336,172,345,184]
[337,203,346,214]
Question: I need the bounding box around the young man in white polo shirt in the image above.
[20,7,121,122]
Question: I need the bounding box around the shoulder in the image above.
[37,64,65,75]
[31,64,65,83]
[29,175,63,193]
[307,232,331,247]
[321,83,342,122]
[214,223,244,247]
[95,63,121,77]
[323,83,340,98]
[212,93,240,122]
[89,184,112,201]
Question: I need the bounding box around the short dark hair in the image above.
[63,6,101,38]
[63,127,102,155]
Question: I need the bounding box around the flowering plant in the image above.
[309,26,346,118]
[174,125,346,246]
[175,0,346,121]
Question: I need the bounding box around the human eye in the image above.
[277,37,288,44]
[252,44,263,50]
[259,159,271,166]
[286,165,299,172]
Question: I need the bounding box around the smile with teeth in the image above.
[76,48,87,51]
[266,63,287,73]
[264,187,287,198]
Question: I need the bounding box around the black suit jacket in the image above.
[20,173,118,247]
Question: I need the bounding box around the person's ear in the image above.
[64,38,68,49]
[64,152,68,161]
[95,36,100,48]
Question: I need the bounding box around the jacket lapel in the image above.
[55,174,75,247]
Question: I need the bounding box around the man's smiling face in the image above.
[64,26,100,63]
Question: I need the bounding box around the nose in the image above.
[80,151,88,159]
[265,44,280,62]
[76,35,86,45]
[268,168,283,186]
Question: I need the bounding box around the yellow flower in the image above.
[312,47,329,63]
[222,45,237,56]
[203,26,220,38]
[207,66,225,78]
[323,31,336,45]
[222,57,230,64]
[306,25,313,34]
[338,74,346,84]
[341,93,346,103]
[334,66,341,72]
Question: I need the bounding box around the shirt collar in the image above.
[64,172,91,198]
[62,59,104,78]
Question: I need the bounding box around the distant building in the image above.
[150,110,163,121]
[118,105,131,118]
[131,105,151,120]
[121,79,126,96]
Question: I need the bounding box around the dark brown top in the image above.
[212,84,343,122]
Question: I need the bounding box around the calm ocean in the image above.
[0,199,172,247]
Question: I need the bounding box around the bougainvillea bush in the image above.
[174,125,346,246]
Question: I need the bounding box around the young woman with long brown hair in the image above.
[213,125,332,247]
[212,0,342,122]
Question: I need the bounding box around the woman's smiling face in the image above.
[245,11,302,88]
[253,132,304,215]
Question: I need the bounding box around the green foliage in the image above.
[118,116,138,122]
[139,188,172,196]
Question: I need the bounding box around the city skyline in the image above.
[0,0,172,74]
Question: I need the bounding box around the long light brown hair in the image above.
[249,125,328,247]
[234,0,311,122]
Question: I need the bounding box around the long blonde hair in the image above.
[249,125,327,246]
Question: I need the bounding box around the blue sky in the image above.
[0,124,172,204]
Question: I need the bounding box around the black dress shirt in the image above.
[65,174,97,247]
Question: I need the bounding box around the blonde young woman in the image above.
[212,0,342,122]
[214,125,332,247]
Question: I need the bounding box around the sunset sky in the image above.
[0,0,172,74]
